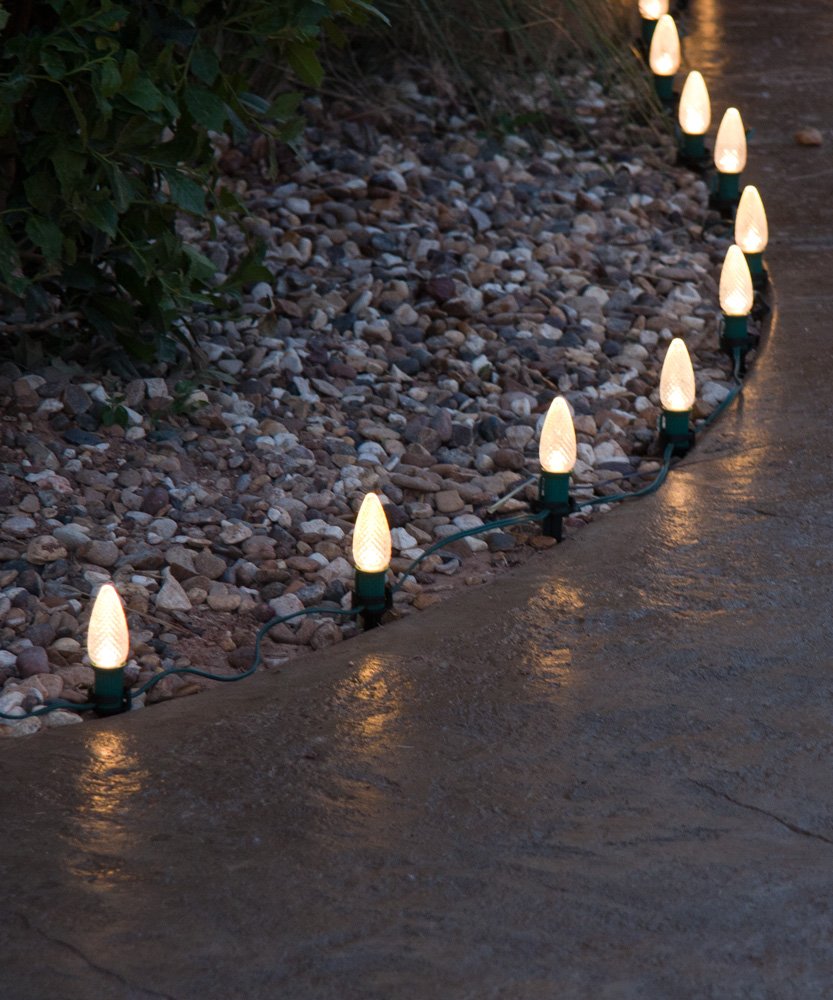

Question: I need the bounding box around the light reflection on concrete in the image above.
[70,729,147,888]
[336,653,402,743]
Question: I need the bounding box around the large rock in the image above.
[17,646,50,677]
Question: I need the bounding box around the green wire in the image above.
[132,606,364,698]
[390,510,547,594]
[581,442,675,507]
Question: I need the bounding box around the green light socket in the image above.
[743,250,764,279]
[538,472,573,541]
[681,133,706,161]
[641,17,658,48]
[722,313,749,344]
[716,171,741,206]
[353,568,389,630]
[93,665,127,717]
[653,73,675,105]
[659,409,694,456]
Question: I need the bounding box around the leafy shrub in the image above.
[0,0,382,366]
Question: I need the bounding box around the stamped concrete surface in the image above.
[3,2,833,998]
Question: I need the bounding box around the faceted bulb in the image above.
[87,583,129,670]
[352,493,391,573]
[639,0,668,19]
[719,244,754,316]
[649,15,681,76]
[735,185,769,253]
[714,107,747,173]
[539,397,577,474]
[678,71,711,135]
[659,338,696,413]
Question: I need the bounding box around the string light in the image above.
[658,339,696,455]
[713,107,747,210]
[638,0,669,47]
[719,244,755,358]
[352,492,393,629]
[535,397,577,540]
[648,14,681,104]
[735,185,769,287]
[678,71,711,163]
[87,583,130,716]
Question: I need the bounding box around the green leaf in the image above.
[221,247,273,293]
[163,170,206,216]
[107,164,135,214]
[268,92,302,120]
[51,148,85,197]
[122,75,164,112]
[183,244,216,284]
[287,43,324,87]
[85,199,118,239]
[26,216,63,265]
[0,9,9,31]
[24,171,58,214]
[40,49,67,80]
[99,59,122,97]
[190,47,219,86]
[184,85,226,132]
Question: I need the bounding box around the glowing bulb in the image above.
[352,493,391,574]
[735,186,769,253]
[649,15,681,76]
[87,583,129,670]
[719,245,754,316]
[714,107,747,173]
[639,0,668,19]
[659,339,696,412]
[678,71,711,135]
[538,397,576,474]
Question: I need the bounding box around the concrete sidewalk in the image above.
[4,2,833,997]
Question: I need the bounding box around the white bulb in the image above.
[659,339,696,412]
[649,15,681,76]
[735,185,769,253]
[538,397,576,474]
[87,583,129,670]
[352,493,391,573]
[719,244,754,316]
[639,0,669,19]
[714,107,747,174]
[678,71,711,135]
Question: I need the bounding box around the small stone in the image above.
[207,584,242,612]
[156,571,192,612]
[795,127,823,146]
[268,593,305,619]
[43,710,83,728]
[17,646,50,677]
[310,620,343,650]
[488,532,516,552]
[149,517,178,541]
[52,524,91,551]
[26,535,67,565]
[84,539,120,568]
[435,489,465,514]
[141,486,170,516]
[219,521,253,545]
[3,516,37,537]
[194,550,227,580]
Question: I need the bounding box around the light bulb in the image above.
[352,493,391,573]
[538,397,576,474]
[719,245,754,316]
[87,583,129,670]
[678,71,711,135]
[659,339,696,412]
[735,186,769,253]
[639,0,668,18]
[714,107,747,173]
[649,15,681,76]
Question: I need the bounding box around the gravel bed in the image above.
[0,67,757,734]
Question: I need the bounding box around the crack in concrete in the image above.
[691,780,833,847]
[14,911,181,1000]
